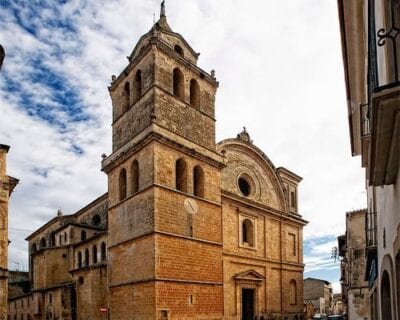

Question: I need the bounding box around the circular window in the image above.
[238,176,252,197]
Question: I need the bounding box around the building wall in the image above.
[375,168,400,319]
[345,210,369,320]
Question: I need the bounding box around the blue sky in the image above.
[0,0,366,293]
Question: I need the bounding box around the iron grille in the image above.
[377,0,400,84]
[365,211,377,247]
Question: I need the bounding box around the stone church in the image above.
[8,4,307,320]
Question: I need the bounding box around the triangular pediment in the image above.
[233,270,265,282]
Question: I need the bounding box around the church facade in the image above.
[8,6,306,320]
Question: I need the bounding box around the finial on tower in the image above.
[160,0,166,18]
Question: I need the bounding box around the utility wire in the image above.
[9,227,34,232]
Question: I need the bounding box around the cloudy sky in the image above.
[0,0,365,292]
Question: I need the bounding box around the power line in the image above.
[9,227,34,232]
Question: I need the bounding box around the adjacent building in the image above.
[8,4,307,320]
[338,209,369,319]
[331,293,346,316]
[303,278,333,315]
[338,0,400,319]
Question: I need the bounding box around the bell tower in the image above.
[102,3,224,319]
[0,145,18,320]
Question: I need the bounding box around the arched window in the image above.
[59,234,62,245]
[64,232,67,242]
[101,242,106,261]
[381,270,393,320]
[77,252,82,268]
[122,82,130,113]
[175,158,187,192]
[174,44,184,57]
[193,165,204,197]
[31,244,37,254]
[93,245,98,264]
[242,219,254,247]
[50,233,56,247]
[289,279,297,305]
[81,230,87,241]
[39,238,46,249]
[131,160,139,194]
[119,168,127,201]
[173,68,184,99]
[190,79,200,107]
[91,214,101,226]
[84,248,89,267]
[134,70,142,103]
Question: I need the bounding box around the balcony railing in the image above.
[365,211,377,247]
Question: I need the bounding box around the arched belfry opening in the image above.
[131,160,139,194]
[134,70,142,103]
[190,79,200,107]
[119,168,127,201]
[173,68,184,99]
[122,82,130,113]
[175,158,187,192]
[193,165,204,197]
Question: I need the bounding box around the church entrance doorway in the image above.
[241,288,255,320]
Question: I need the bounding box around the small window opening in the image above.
[39,238,46,249]
[175,158,188,192]
[290,279,297,305]
[31,244,37,253]
[174,45,184,57]
[101,242,106,261]
[64,232,67,242]
[77,252,82,268]
[242,219,254,247]
[189,294,193,305]
[81,230,87,241]
[119,168,127,201]
[159,310,169,320]
[59,234,62,245]
[131,160,139,194]
[84,248,89,267]
[91,214,101,226]
[173,68,184,99]
[49,294,52,304]
[93,245,98,264]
